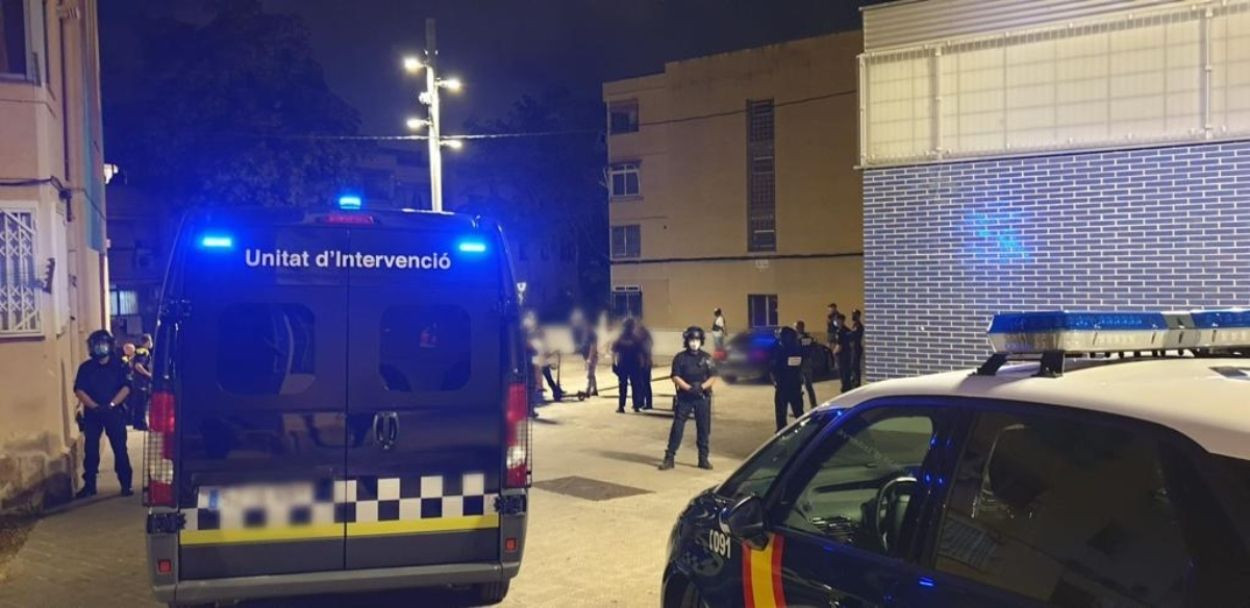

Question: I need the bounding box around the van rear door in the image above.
[343,227,505,569]
[175,222,350,579]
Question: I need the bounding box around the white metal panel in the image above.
[864,0,1189,52]
[1211,2,1250,136]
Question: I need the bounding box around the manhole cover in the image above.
[531,476,652,501]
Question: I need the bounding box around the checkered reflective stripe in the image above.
[183,472,494,533]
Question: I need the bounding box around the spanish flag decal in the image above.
[741,534,786,608]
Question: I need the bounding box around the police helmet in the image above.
[682,326,705,343]
[87,329,115,358]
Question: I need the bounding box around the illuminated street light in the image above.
[438,77,463,92]
[402,56,423,73]
[441,139,464,150]
[406,117,430,130]
[401,19,463,212]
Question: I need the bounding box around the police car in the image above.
[143,204,530,606]
[663,310,1250,608]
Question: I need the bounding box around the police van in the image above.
[664,310,1250,608]
[143,205,530,606]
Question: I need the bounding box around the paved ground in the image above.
[0,361,843,607]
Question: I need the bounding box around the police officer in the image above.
[73,330,133,498]
[771,326,806,431]
[849,309,865,389]
[794,320,818,409]
[129,334,154,430]
[836,313,855,393]
[659,326,716,471]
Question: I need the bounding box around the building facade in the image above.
[861,0,1250,379]
[603,32,865,340]
[0,0,109,509]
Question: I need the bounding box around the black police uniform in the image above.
[837,324,855,392]
[797,331,819,408]
[665,349,716,464]
[74,357,133,492]
[129,348,152,430]
[849,320,865,388]
[770,341,805,431]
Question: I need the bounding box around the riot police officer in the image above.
[660,326,716,471]
[771,326,806,431]
[73,330,133,498]
[794,320,819,409]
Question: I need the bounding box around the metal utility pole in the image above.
[424,18,444,212]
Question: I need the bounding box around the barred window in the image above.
[747,99,776,252]
[609,162,641,198]
[0,208,40,335]
[610,225,641,259]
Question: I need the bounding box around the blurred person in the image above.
[636,320,655,410]
[611,318,645,413]
[850,309,865,389]
[573,310,599,396]
[771,326,806,431]
[836,312,855,393]
[711,308,727,351]
[129,334,154,430]
[660,326,716,470]
[73,330,133,498]
[795,320,819,409]
[825,302,844,348]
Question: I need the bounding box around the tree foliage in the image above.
[103,0,368,208]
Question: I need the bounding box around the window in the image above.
[746,99,776,252]
[611,286,643,319]
[0,0,27,76]
[109,289,139,316]
[610,225,640,259]
[719,414,826,500]
[609,162,641,198]
[935,411,1191,605]
[747,294,778,328]
[217,304,316,395]
[378,305,471,392]
[0,207,39,335]
[776,411,939,556]
[608,100,639,134]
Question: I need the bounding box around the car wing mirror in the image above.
[720,495,768,550]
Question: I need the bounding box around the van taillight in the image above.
[505,382,530,488]
[145,391,177,507]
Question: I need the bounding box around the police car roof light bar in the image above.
[978,309,1250,377]
[338,195,363,210]
[198,234,234,249]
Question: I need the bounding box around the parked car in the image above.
[715,326,835,384]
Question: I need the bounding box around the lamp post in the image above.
[402,18,462,212]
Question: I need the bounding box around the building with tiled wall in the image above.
[860,0,1250,379]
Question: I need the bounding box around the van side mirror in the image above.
[720,495,768,550]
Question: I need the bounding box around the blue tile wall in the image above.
[863,141,1250,381]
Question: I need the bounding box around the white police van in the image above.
[664,310,1250,608]
[143,204,531,606]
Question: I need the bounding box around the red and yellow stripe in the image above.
[741,534,786,608]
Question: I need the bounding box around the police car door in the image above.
[176,222,350,579]
[343,226,503,569]
[757,403,961,607]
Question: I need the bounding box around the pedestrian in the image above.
[611,318,645,413]
[659,326,716,471]
[636,320,654,410]
[825,302,844,349]
[574,311,599,397]
[836,313,855,393]
[522,312,544,415]
[129,334,154,430]
[73,330,133,498]
[771,326,806,431]
[711,308,727,351]
[849,309,865,389]
[530,320,564,402]
[794,320,819,409]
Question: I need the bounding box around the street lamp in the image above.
[438,77,463,92]
[400,19,462,212]
[402,56,423,73]
[441,139,464,150]
[405,117,429,130]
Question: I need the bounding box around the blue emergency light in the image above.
[338,195,363,210]
[198,234,234,249]
[457,240,487,253]
[987,309,1250,355]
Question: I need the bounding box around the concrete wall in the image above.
[0,0,108,511]
[864,140,1250,380]
[604,31,864,333]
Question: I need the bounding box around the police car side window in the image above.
[718,414,825,500]
[217,303,316,395]
[378,305,471,392]
[934,411,1190,606]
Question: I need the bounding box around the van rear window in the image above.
[218,303,316,395]
[379,305,471,392]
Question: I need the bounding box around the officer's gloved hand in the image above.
[685,385,704,399]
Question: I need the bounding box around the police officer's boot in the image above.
[698,458,713,470]
[75,484,97,500]
[658,456,675,471]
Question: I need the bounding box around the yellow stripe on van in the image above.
[346,513,500,537]
[181,523,343,546]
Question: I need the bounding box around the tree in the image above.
[103,0,368,209]
[449,88,608,312]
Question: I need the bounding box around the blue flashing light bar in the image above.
[457,240,487,253]
[988,309,1250,355]
[338,195,363,210]
[198,234,234,249]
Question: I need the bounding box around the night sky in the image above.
[102,0,867,134]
